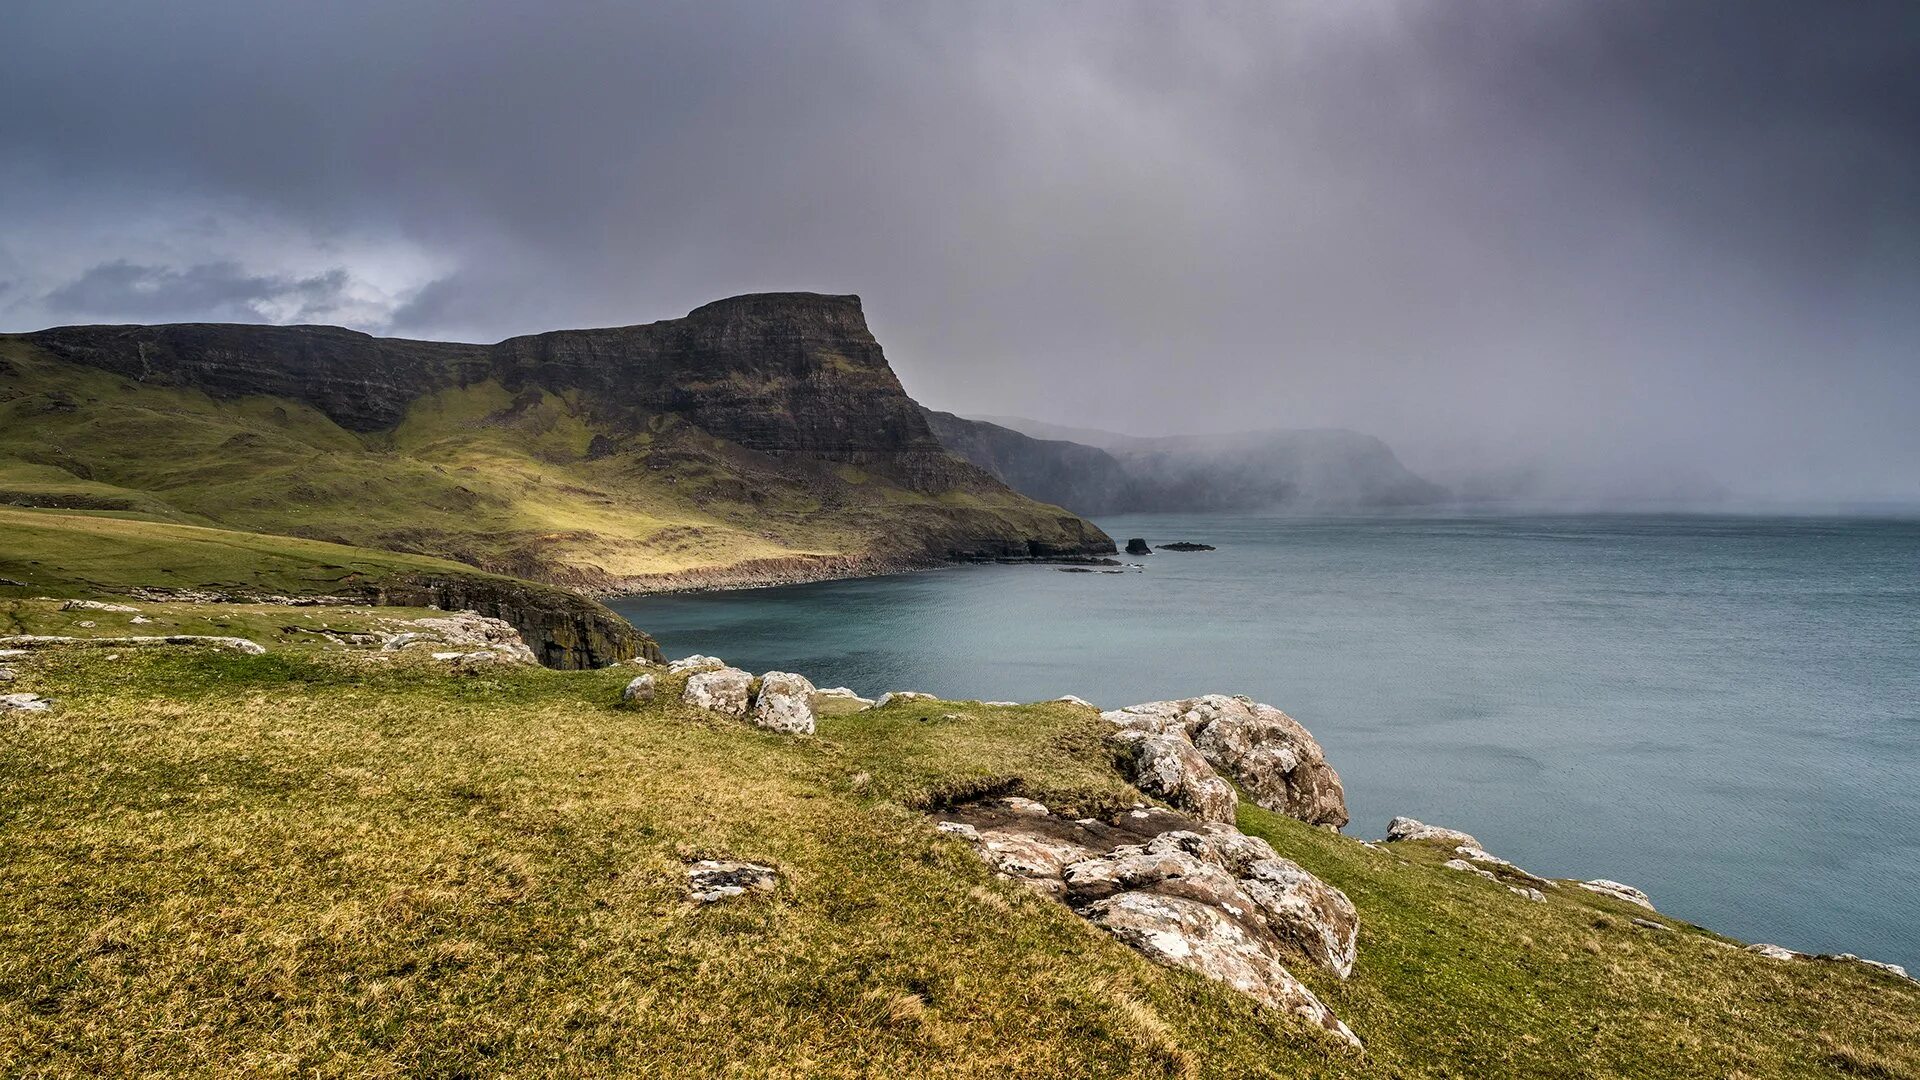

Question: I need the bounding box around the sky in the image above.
[3,1,1917,503]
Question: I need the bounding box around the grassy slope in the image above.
[0,339,1093,589]
[0,507,657,664]
[2,651,1911,1078]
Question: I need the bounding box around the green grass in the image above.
[0,506,540,602]
[1,651,1912,1077]
[0,339,1100,588]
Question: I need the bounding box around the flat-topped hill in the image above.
[0,294,1112,590]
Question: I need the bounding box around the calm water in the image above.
[610,513,1920,968]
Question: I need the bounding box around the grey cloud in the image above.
[42,261,363,325]
[1,1,1917,501]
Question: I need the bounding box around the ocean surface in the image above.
[609,513,1920,969]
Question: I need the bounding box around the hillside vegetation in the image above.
[0,294,1110,592]
[2,649,1913,1078]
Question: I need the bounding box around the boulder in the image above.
[1105,696,1348,827]
[1125,538,1153,555]
[1082,892,1358,1047]
[621,674,656,704]
[668,654,728,674]
[1110,729,1238,825]
[683,667,754,716]
[1578,879,1656,911]
[1384,816,1480,847]
[1443,858,1498,881]
[751,671,818,735]
[686,860,777,902]
[1,693,52,713]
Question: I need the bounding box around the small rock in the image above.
[1,693,52,713]
[1056,694,1097,708]
[621,673,656,704]
[686,859,777,902]
[60,599,139,613]
[1746,943,1803,961]
[129,615,152,624]
[1826,954,1911,980]
[984,700,1020,707]
[1578,879,1657,911]
[1442,858,1498,881]
[76,621,96,628]
[683,667,753,716]
[875,691,935,708]
[1512,886,1548,902]
[1631,918,1671,932]
[996,796,1052,817]
[0,667,13,682]
[667,654,728,674]
[1384,816,1480,847]
[751,671,817,735]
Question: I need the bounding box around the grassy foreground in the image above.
[2,651,1914,1077]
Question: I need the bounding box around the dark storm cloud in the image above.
[1,1,1916,501]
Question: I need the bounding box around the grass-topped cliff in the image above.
[0,293,1112,593]
[0,507,653,668]
[1,648,1913,1077]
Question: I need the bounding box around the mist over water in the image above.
[614,512,1920,969]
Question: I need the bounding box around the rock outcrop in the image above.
[360,573,654,670]
[1125,538,1153,555]
[1579,879,1656,911]
[1109,729,1238,825]
[1,693,52,712]
[1104,696,1348,828]
[936,797,1360,1048]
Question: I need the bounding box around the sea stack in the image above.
[1126,538,1153,555]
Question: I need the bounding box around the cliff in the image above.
[930,413,1447,515]
[2,294,1112,590]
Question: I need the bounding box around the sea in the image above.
[608,513,1920,970]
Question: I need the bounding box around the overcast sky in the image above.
[3,1,1917,502]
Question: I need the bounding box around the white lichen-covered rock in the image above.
[60,599,139,613]
[1827,954,1912,980]
[751,671,817,735]
[1443,858,1499,881]
[621,674,656,704]
[875,690,935,707]
[1746,943,1803,961]
[1579,879,1656,911]
[1082,891,1360,1047]
[1384,816,1481,847]
[983,700,1020,707]
[935,801,1360,1044]
[683,667,754,717]
[0,666,15,682]
[0,634,268,655]
[1,693,53,712]
[686,860,777,902]
[1513,886,1548,903]
[1104,695,1348,828]
[1055,694,1097,709]
[1109,729,1238,825]
[668,654,728,674]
